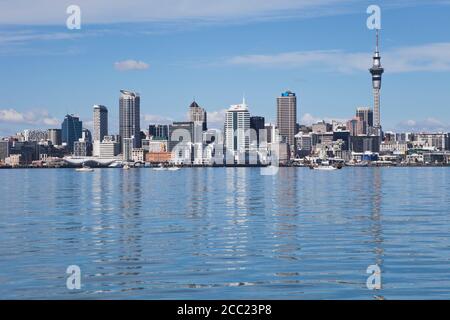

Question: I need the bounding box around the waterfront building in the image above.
[74,141,88,157]
[122,137,134,161]
[277,91,297,148]
[5,154,22,167]
[119,90,141,150]
[9,141,39,164]
[132,148,145,163]
[369,30,385,135]
[48,129,62,146]
[99,136,120,158]
[61,114,82,151]
[93,105,108,142]
[146,152,172,164]
[0,140,10,160]
[224,98,250,159]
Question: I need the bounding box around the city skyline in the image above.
[1,1,450,137]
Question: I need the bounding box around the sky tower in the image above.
[370,29,384,135]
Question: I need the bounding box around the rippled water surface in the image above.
[0,167,449,299]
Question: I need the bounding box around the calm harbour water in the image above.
[0,167,449,299]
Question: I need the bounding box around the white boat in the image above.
[167,167,181,171]
[75,167,94,172]
[313,165,337,171]
[123,164,130,170]
[153,164,167,171]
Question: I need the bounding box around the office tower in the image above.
[119,90,141,150]
[356,107,374,134]
[250,116,265,146]
[93,105,108,142]
[188,101,207,144]
[277,91,297,147]
[346,118,364,136]
[224,98,250,154]
[48,129,62,146]
[168,122,194,152]
[369,29,384,134]
[148,124,169,140]
[0,140,10,160]
[61,114,82,151]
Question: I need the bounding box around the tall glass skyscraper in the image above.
[61,114,82,151]
[119,90,141,150]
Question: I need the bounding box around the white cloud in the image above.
[0,0,350,25]
[0,31,81,45]
[396,118,450,132]
[227,42,450,73]
[114,59,149,71]
[301,113,347,125]
[0,108,59,126]
[142,114,173,124]
[207,109,227,129]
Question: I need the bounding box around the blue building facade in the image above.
[61,114,82,151]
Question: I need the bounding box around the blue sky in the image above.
[1,0,450,136]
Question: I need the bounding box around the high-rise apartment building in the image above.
[119,90,141,150]
[93,105,108,142]
[277,91,297,148]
